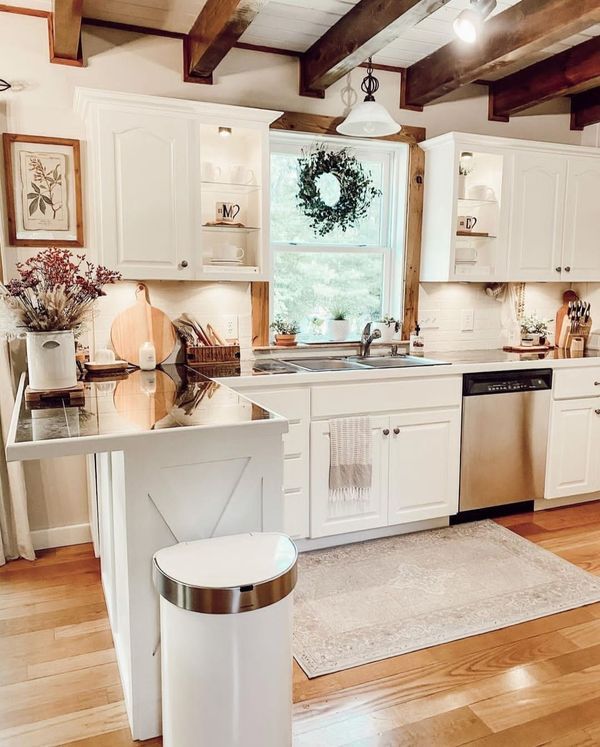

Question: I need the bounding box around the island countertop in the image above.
[6,364,286,462]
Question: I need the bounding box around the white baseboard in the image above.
[31,522,92,551]
[294,517,449,553]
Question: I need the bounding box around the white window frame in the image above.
[269,131,409,326]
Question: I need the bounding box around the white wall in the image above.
[0,10,590,543]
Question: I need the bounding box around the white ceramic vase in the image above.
[26,330,78,391]
[326,319,351,342]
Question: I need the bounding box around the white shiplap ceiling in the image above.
[79,0,599,77]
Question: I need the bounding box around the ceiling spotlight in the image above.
[218,126,232,138]
[453,0,497,43]
[336,58,400,138]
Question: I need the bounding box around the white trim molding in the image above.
[31,522,92,551]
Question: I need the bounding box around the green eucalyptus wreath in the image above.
[296,145,381,237]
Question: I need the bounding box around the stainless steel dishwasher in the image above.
[459,369,553,512]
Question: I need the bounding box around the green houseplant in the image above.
[270,315,300,347]
[520,314,550,346]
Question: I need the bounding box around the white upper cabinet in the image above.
[420,133,600,283]
[96,108,196,280]
[75,88,281,281]
[508,152,567,281]
[562,156,600,281]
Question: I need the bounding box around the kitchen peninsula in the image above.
[6,365,286,740]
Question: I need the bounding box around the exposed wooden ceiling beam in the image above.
[300,0,451,98]
[402,0,600,110]
[571,87,600,130]
[50,0,83,65]
[489,36,600,121]
[183,0,267,84]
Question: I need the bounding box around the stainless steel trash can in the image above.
[153,532,297,747]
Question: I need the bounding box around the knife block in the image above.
[557,316,592,350]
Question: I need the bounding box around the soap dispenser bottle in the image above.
[409,322,424,355]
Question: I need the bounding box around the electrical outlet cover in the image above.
[222,315,239,339]
[461,309,475,332]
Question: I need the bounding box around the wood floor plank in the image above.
[470,665,600,733]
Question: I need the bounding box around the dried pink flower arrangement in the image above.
[0,248,121,333]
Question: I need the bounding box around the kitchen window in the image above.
[270,132,408,341]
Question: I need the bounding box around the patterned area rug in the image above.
[293,520,600,678]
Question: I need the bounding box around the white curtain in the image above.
[0,340,34,564]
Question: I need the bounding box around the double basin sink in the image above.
[254,355,448,374]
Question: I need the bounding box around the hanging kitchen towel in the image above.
[329,416,372,502]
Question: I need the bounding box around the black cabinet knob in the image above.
[180,260,189,269]
[393,427,400,435]
[555,266,561,272]
[383,428,390,436]
[564,266,571,272]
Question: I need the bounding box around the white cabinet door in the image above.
[563,156,600,282]
[508,152,567,281]
[310,416,389,538]
[388,408,461,524]
[97,108,196,280]
[545,398,600,499]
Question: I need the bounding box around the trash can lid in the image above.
[153,532,298,614]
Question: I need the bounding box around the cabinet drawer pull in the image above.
[393,427,400,435]
[382,428,390,436]
[595,409,600,416]
[179,260,189,269]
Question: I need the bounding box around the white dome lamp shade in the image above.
[453,0,497,43]
[337,58,401,137]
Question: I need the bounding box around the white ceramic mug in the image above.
[215,244,244,261]
[457,215,477,232]
[201,162,222,182]
[216,201,241,224]
[230,165,255,185]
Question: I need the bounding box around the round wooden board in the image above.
[110,283,177,366]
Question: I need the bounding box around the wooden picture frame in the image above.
[2,133,84,247]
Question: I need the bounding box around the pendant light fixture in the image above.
[336,58,401,138]
[453,0,497,43]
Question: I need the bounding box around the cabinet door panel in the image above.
[98,109,195,279]
[310,417,389,538]
[508,152,567,281]
[545,398,600,499]
[388,408,460,524]
[563,156,600,281]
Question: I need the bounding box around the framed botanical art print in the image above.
[2,133,84,247]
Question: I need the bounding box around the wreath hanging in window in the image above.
[296,145,381,237]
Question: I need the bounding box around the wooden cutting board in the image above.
[110,283,176,366]
[555,289,579,349]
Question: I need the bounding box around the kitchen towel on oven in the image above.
[329,416,372,502]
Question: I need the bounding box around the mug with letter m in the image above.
[216,201,241,224]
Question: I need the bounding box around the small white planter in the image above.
[26,330,77,391]
[372,322,397,343]
[325,319,351,342]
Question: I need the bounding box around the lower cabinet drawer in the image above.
[311,376,462,418]
[553,367,600,400]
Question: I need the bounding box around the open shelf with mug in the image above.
[420,133,510,282]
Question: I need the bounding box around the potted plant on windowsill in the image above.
[0,248,121,391]
[270,315,300,347]
[325,308,351,342]
[372,316,399,343]
[520,314,550,347]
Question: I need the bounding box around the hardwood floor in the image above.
[1,503,600,746]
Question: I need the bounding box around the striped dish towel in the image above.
[329,416,372,502]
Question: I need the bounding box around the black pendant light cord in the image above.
[361,58,379,102]
[0,79,11,92]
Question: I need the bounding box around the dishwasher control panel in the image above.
[463,369,553,397]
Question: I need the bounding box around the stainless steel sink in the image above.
[347,355,449,368]
[283,357,369,372]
